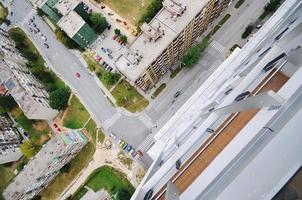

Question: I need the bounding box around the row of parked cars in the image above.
[27,16,49,48]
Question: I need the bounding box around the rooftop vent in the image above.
[163,0,186,18]
[141,23,164,42]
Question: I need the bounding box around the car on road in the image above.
[108,54,113,59]
[234,91,250,101]
[75,72,81,78]
[36,28,40,32]
[88,159,94,166]
[109,133,117,140]
[174,91,181,98]
[43,43,49,48]
[256,24,263,29]
[107,48,112,54]
[144,189,153,200]
[108,12,114,16]
[41,35,47,41]
[175,159,181,170]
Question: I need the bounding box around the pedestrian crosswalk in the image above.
[139,113,154,129]
[210,40,225,54]
[137,134,155,152]
[102,112,121,130]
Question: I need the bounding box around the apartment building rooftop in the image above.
[115,0,209,83]
[54,0,79,15]
[3,130,87,199]
[57,11,86,38]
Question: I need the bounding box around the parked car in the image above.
[129,148,136,156]
[101,47,106,53]
[135,150,143,159]
[125,145,132,152]
[175,159,181,170]
[42,35,47,42]
[53,123,58,128]
[75,72,81,78]
[101,5,105,9]
[144,189,153,200]
[109,133,117,140]
[107,48,112,54]
[29,27,33,32]
[108,54,113,59]
[118,139,125,148]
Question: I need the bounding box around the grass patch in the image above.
[235,0,245,8]
[151,83,166,99]
[85,166,134,195]
[83,54,120,90]
[112,79,149,113]
[40,142,95,200]
[11,107,50,146]
[97,129,105,144]
[117,152,133,169]
[63,96,90,129]
[72,187,88,200]
[211,14,231,36]
[97,0,153,25]
[8,28,65,92]
[84,119,97,142]
[170,65,183,79]
[0,2,8,25]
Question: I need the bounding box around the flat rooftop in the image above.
[54,0,79,15]
[115,0,210,82]
[57,11,85,38]
[154,71,289,199]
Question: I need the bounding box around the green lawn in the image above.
[0,2,8,25]
[40,142,95,200]
[99,0,153,25]
[11,107,50,146]
[112,79,149,113]
[0,164,15,192]
[97,129,105,144]
[151,83,166,99]
[63,96,90,129]
[84,166,134,195]
[72,187,88,200]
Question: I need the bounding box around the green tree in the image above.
[89,12,108,33]
[103,72,120,85]
[55,29,81,50]
[20,140,40,158]
[49,88,70,110]
[116,188,132,200]
[119,35,128,44]
[36,8,44,17]
[0,96,17,112]
[9,30,25,44]
[137,0,163,30]
[241,25,254,39]
[114,28,121,35]
[60,163,70,173]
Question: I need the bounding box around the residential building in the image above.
[0,115,23,164]
[115,0,231,91]
[131,0,302,199]
[3,129,88,200]
[0,28,58,120]
[30,0,98,48]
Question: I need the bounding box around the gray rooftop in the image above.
[115,0,209,82]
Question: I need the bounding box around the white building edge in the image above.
[131,0,302,199]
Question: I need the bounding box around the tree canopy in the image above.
[20,140,40,158]
[0,96,17,112]
[49,88,70,111]
[103,72,120,86]
[89,13,108,34]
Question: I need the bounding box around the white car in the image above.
[109,133,117,140]
[41,35,47,41]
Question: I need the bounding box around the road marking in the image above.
[139,113,154,129]
[102,112,121,130]
[137,134,155,151]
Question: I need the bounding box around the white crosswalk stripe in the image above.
[102,112,121,130]
[137,134,155,151]
[139,113,154,129]
[210,40,225,54]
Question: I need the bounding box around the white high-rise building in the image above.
[3,129,88,200]
[0,28,58,120]
[131,0,302,199]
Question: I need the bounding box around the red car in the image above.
[75,72,81,78]
[112,35,118,40]
[53,123,58,128]
[135,150,143,159]
[57,128,61,132]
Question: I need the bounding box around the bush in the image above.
[241,24,254,39]
[119,34,128,44]
[36,8,44,17]
[235,0,245,8]
[114,28,121,35]
[0,96,17,112]
[55,29,81,50]
[49,88,70,110]
[103,72,120,86]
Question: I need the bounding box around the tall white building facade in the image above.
[131,0,302,199]
[0,28,58,120]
